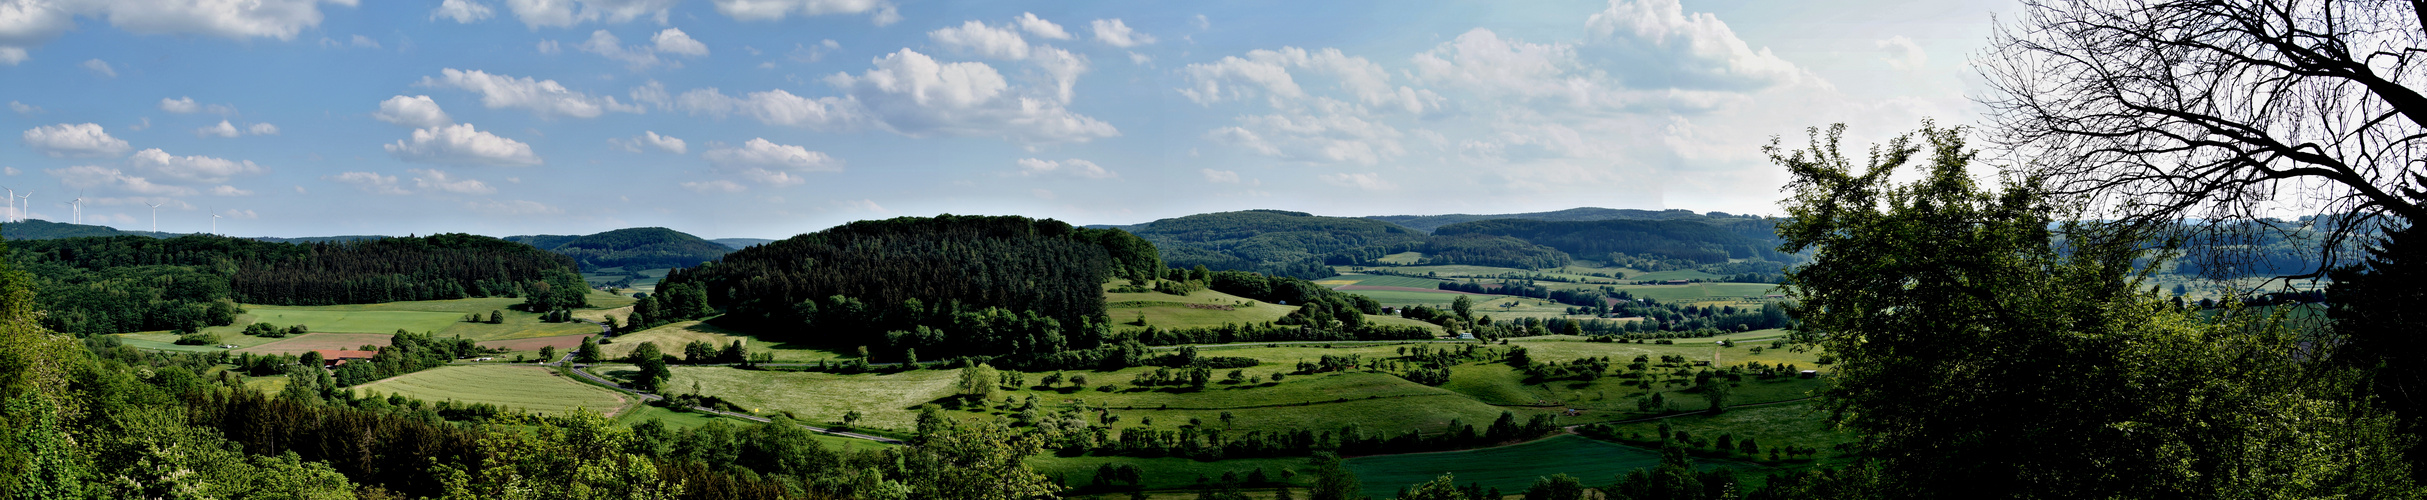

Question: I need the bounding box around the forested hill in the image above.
[663,215,1159,358]
[0,219,177,239]
[1366,207,1730,233]
[1433,217,1791,265]
[507,227,731,270]
[710,237,775,249]
[1117,210,1430,278]
[10,233,585,335]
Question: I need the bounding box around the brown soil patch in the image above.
[477,334,593,352]
[239,333,394,354]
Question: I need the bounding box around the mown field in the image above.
[1108,286,1444,333]
[114,290,631,357]
[602,320,849,362]
[660,366,965,430]
[351,365,632,416]
[1344,435,1766,499]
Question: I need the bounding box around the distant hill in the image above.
[1121,210,1426,278]
[508,227,731,270]
[1367,207,1747,233]
[710,238,775,250]
[0,219,176,240]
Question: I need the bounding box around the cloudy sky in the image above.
[1,0,2010,238]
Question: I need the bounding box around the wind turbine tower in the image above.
[69,196,82,224]
[145,202,163,233]
[210,211,222,236]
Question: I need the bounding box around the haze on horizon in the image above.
[0,0,2009,239]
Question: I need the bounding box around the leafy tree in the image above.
[576,335,602,363]
[1451,295,1474,321]
[1775,122,2419,497]
[628,342,670,392]
[1307,452,1363,500]
[908,418,1059,500]
[958,364,1001,402]
[1522,474,1585,500]
[538,345,556,362]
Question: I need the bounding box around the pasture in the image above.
[1029,455,1311,491]
[1597,401,1855,463]
[602,320,845,362]
[1343,435,1765,499]
[351,365,632,416]
[1107,286,1443,333]
[662,366,964,431]
[238,333,397,354]
[244,308,464,334]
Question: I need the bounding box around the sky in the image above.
[0,0,2015,239]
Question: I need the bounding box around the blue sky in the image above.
[1,0,2012,238]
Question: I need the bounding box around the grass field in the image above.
[603,321,847,362]
[1343,435,1765,498]
[352,365,632,416]
[238,333,397,354]
[1598,401,1855,463]
[245,308,466,334]
[663,366,964,430]
[1108,286,1444,333]
[1314,274,1449,289]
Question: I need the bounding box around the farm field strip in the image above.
[1344,435,1765,499]
[352,365,632,416]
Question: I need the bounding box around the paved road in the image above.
[559,361,906,445]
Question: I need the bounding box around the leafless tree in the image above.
[1982,0,2427,283]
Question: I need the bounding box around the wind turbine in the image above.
[145,202,163,233]
[210,209,222,236]
[68,194,82,224]
[17,192,28,222]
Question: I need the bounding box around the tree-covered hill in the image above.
[0,218,177,239]
[710,237,775,249]
[663,215,1161,358]
[1366,207,1734,233]
[1117,210,1430,278]
[1433,218,1792,265]
[505,227,734,270]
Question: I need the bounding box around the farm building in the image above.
[311,349,377,368]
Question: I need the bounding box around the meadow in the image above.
[602,320,849,362]
[1343,435,1766,499]
[660,366,965,430]
[351,365,633,416]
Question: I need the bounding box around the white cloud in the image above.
[129,117,149,131]
[652,28,708,56]
[432,0,494,22]
[373,95,452,128]
[219,208,257,219]
[467,199,561,215]
[385,123,543,166]
[0,0,355,63]
[196,120,241,138]
[676,88,857,129]
[47,165,195,196]
[577,28,708,69]
[159,97,236,115]
[926,19,1089,102]
[248,123,279,135]
[326,171,408,194]
[410,169,495,194]
[503,0,678,28]
[130,148,266,183]
[1200,169,1240,184]
[418,68,642,118]
[8,101,38,114]
[1319,172,1395,191]
[1580,0,1808,90]
[1876,35,1925,70]
[1209,104,1405,165]
[708,0,896,25]
[209,185,253,196]
[1014,158,1114,179]
[1090,18,1153,47]
[1182,46,1443,114]
[823,48,1116,143]
[318,34,379,49]
[22,123,130,157]
[1015,12,1069,39]
[1128,52,1151,66]
[681,180,745,193]
[704,137,839,172]
[537,40,561,54]
[81,59,113,77]
[611,130,686,153]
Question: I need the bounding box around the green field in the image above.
[352,365,633,416]
[1598,401,1855,463]
[663,366,965,430]
[1109,286,1443,333]
[1344,435,1765,498]
[603,320,849,362]
[1030,455,1312,491]
[244,308,466,334]
[1313,274,1450,289]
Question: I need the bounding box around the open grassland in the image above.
[1030,455,1311,491]
[1376,252,1424,265]
[1108,287,1443,333]
[1315,274,1449,289]
[244,308,465,334]
[1344,435,1765,499]
[476,334,593,354]
[353,365,631,416]
[603,320,847,362]
[665,366,963,431]
[120,296,634,354]
[1599,401,1855,463]
[1106,286,1268,306]
[238,333,396,354]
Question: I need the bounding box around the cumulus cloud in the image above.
[417,68,643,119]
[326,171,408,194]
[0,0,352,62]
[1181,46,1442,114]
[159,97,235,115]
[611,130,686,153]
[1876,35,1925,70]
[704,138,837,170]
[823,48,1117,143]
[680,180,745,193]
[504,0,678,28]
[196,120,240,138]
[384,123,543,166]
[1200,169,1241,184]
[1015,12,1068,39]
[320,34,379,49]
[1014,158,1114,179]
[8,101,39,114]
[1319,172,1395,191]
[707,0,897,25]
[652,28,708,55]
[927,18,1088,102]
[676,88,857,129]
[248,123,279,135]
[130,148,266,183]
[81,59,114,77]
[22,123,130,157]
[576,28,709,69]
[47,165,195,196]
[1208,103,1406,166]
[373,95,452,128]
[209,185,252,196]
[432,0,494,22]
[410,169,495,194]
[1090,19,1153,47]
[1579,0,1808,90]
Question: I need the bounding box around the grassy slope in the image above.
[602,320,849,362]
[1597,401,1856,463]
[665,366,963,430]
[1110,286,1443,334]
[1343,435,1766,499]
[351,365,632,416]
[115,290,636,353]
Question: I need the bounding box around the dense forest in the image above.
[664,215,1161,359]
[507,227,734,270]
[1434,218,1790,265]
[1116,210,1427,279]
[7,233,584,335]
[1366,207,1730,233]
